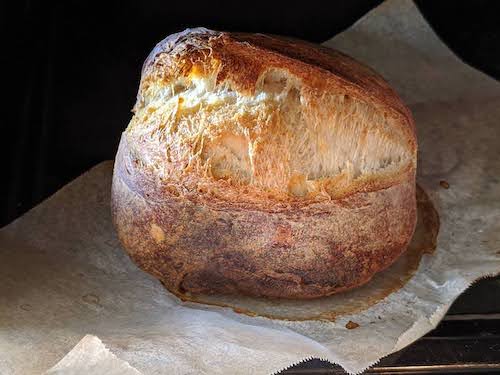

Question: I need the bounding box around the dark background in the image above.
[3,0,500,226]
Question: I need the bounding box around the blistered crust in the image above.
[140,28,415,138]
[128,28,416,203]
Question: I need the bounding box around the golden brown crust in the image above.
[112,28,418,299]
[140,28,415,140]
[129,28,416,205]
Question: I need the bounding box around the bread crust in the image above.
[112,137,416,299]
[140,28,415,141]
[112,28,417,299]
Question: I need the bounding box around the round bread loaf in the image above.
[112,28,417,299]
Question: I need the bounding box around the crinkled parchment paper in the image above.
[1,1,500,374]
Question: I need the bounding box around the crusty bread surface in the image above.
[112,27,417,299]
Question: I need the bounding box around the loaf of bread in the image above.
[112,28,417,299]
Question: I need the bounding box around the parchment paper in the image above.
[1,1,500,374]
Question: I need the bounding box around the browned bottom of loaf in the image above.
[112,140,417,299]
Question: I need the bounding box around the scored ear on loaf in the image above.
[112,27,417,299]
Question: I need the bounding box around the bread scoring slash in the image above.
[112,28,417,299]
